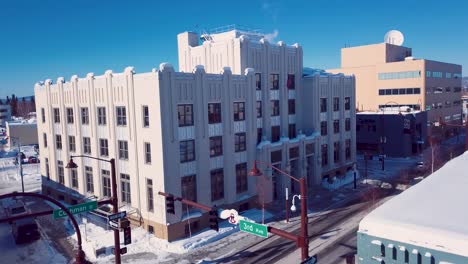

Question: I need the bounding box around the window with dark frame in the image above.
[271,150,282,163]
[333,120,340,133]
[233,102,245,121]
[271,126,280,142]
[85,166,94,193]
[345,118,351,131]
[306,143,314,155]
[236,163,248,194]
[256,101,262,118]
[334,141,340,163]
[345,97,351,110]
[287,74,295,89]
[320,98,327,112]
[271,100,280,116]
[66,108,74,124]
[116,106,127,126]
[68,136,76,152]
[270,74,279,90]
[83,137,91,154]
[120,173,131,204]
[321,144,328,166]
[97,107,106,125]
[71,169,78,189]
[345,139,351,160]
[235,133,246,152]
[118,140,129,160]
[53,108,60,123]
[321,121,327,136]
[257,128,262,144]
[211,169,224,201]
[147,179,154,212]
[100,139,109,157]
[255,73,261,90]
[102,170,111,197]
[181,175,197,202]
[289,146,299,159]
[208,103,222,124]
[180,140,195,163]
[333,97,340,111]
[57,160,64,184]
[288,124,296,139]
[210,136,223,157]
[288,99,296,115]
[81,107,89,125]
[56,135,62,150]
[142,105,150,127]
[178,104,194,126]
[144,142,151,164]
[41,108,45,123]
[43,133,47,148]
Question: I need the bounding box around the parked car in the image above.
[5,200,28,222]
[28,156,39,163]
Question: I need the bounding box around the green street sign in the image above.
[239,219,268,238]
[53,201,98,219]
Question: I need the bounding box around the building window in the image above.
[334,142,340,163]
[235,133,246,152]
[43,133,47,148]
[68,136,76,152]
[180,140,195,163]
[333,97,340,112]
[255,73,261,90]
[102,170,111,197]
[118,140,129,160]
[121,173,131,204]
[85,166,94,193]
[271,126,280,142]
[53,108,60,123]
[66,108,74,124]
[57,160,64,184]
[287,74,295,89]
[233,102,245,121]
[41,108,45,123]
[306,143,314,155]
[181,175,197,202]
[320,98,327,113]
[56,135,62,150]
[345,139,351,160]
[426,71,431,77]
[97,107,106,125]
[99,139,109,157]
[83,137,91,154]
[271,100,280,116]
[321,144,328,166]
[236,163,248,194]
[289,124,296,139]
[271,150,282,163]
[256,101,262,118]
[345,118,351,131]
[321,121,327,136]
[144,142,151,164]
[208,103,222,124]
[142,105,149,127]
[148,225,154,234]
[116,106,127,126]
[378,71,421,80]
[81,107,89,125]
[257,128,262,144]
[333,120,340,134]
[178,104,193,126]
[71,169,78,189]
[414,88,421,94]
[147,179,154,212]
[345,97,350,110]
[45,158,50,179]
[210,136,223,157]
[446,72,452,78]
[270,74,279,90]
[210,169,224,201]
[288,99,296,115]
[289,146,299,159]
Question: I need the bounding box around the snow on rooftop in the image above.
[359,151,468,257]
[358,106,421,116]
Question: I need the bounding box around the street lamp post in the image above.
[249,160,309,261]
[66,156,121,264]
[9,136,25,192]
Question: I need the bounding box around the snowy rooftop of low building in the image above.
[358,106,421,116]
[6,119,37,126]
[359,151,468,257]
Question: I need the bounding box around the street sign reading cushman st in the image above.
[239,219,268,238]
[53,201,98,219]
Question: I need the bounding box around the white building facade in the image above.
[35,28,356,240]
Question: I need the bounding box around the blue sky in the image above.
[1,0,466,97]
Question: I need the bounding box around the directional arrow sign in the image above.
[239,219,268,238]
[108,211,126,221]
[53,201,97,219]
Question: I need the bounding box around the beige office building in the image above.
[328,42,462,136]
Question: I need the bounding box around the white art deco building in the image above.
[35,27,356,240]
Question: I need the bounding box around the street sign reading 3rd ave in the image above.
[53,201,98,219]
[239,219,268,238]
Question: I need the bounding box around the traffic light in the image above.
[209,209,219,232]
[123,226,131,245]
[165,195,175,214]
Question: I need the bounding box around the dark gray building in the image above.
[356,108,427,157]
